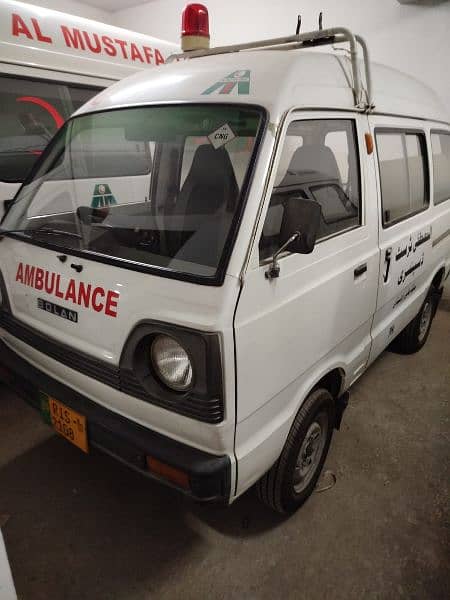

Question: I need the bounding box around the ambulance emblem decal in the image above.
[91,183,117,208]
[202,70,251,95]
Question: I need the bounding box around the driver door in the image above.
[233,111,379,495]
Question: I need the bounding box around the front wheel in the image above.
[256,388,334,514]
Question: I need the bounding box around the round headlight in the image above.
[151,335,193,392]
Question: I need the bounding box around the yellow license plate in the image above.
[48,397,89,453]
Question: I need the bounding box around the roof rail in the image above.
[167,27,374,111]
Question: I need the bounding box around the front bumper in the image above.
[0,338,231,502]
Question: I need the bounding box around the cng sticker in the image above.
[208,123,236,149]
[202,70,251,95]
[91,183,117,208]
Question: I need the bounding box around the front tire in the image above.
[256,388,334,514]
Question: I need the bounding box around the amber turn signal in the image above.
[146,456,190,490]
[365,132,374,155]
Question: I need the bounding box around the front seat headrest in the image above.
[280,144,341,187]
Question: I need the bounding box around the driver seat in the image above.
[171,144,239,265]
[177,144,239,217]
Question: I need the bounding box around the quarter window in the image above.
[376,130,429,226]
[259,119,361,262]
[431,131,450,205]
[0,75,101,183]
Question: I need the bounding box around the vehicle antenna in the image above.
[296,15,302,35]
[319,11,323,30]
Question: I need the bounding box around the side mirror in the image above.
[265,197,321,280]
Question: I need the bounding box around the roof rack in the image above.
[168,27,374,111]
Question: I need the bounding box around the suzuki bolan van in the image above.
[0,8,449,513]
[0,0,177,219]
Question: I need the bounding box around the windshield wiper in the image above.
[0,227,82,239]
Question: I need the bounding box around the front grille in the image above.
[0,311,223,423]
[0,312,120,388]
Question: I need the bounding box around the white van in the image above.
[0,0,177,218]
[0,22,449,514]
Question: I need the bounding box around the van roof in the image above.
[76,48,449,125]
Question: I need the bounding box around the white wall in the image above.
[19,0,112,24]
[112,0,450,108]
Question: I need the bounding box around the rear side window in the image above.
[431,131,450,205]
[0,75,101,183]
[259,119,361,262]
[376,130,429,226]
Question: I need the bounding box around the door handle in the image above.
[354,263,367,278]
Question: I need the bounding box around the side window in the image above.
[0,75,101,184]
[259,119,361,262]
[273,134,303,187]
[431,131,450,205]
[325,131,350,185]
[376,130,429,226]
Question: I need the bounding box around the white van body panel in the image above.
[0,239,238,364]
[0,0,177,80]
[75,49,448,125]
[0,46,449,503]
[0,236,239,453]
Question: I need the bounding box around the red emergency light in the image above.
[181,3,210,51]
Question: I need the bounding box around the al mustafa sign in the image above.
[7,9,166,66]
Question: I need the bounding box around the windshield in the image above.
[3,104,264,281]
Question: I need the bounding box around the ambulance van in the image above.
[0,0,177,219]
[0,6,449,514]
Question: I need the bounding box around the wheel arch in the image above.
[233,363,347,499]
[310,367,346,400]
[431,265,446,291]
